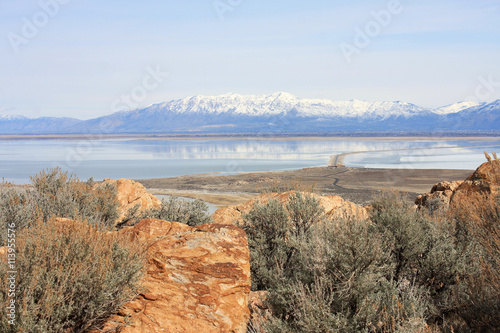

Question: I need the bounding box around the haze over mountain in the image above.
[1,93,498,135]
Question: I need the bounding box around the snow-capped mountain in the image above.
[0,115,28,121]
[140,92,433,119]
[433,101,481,115]
[1,93,499,134]
[440,99,500,131]
[0,116,81,134]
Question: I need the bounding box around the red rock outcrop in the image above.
[416,159,500,209]
[452,160,500,199]
[212,191,368,225]
[99,218,251,333]
[102,178,161,223]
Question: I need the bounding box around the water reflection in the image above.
[1,137,499,184]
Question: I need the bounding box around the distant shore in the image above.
[137,166,473,207]
[1,135,487,206]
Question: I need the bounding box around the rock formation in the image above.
[102,178,162,223]
[212,191,369,225]
[452,159,500,199]
[415,181,463,210]
[416,159,500,210]
[98,218,251,333]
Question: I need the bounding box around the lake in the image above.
[1,136,499,184]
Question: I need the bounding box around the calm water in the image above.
[1,137,499,184]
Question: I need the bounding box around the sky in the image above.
[1,0,499,119]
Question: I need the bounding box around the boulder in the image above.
[102,178,161,223]
[452,160,500,200]
[415,181,463,210]
[212,191,368,225]
[431,180,463,193]
[416,159,500,210]
[98,218,251,333]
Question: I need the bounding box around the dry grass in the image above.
[259,179,318,194]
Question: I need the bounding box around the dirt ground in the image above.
[137,166,473,206]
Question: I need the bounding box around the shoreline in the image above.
[328,143,500,167]
[137,166,474,207]
[1,135,487,206]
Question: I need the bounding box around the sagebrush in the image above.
[0,218,145,332]
[243,189,500,332]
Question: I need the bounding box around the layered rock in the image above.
[99,218,251,333]
[102,178,161,223]
[212,191,368,225]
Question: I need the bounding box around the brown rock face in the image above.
[212,191,368,225]
[416,159,500,209]
[102,178,161,223]
[452,160,500,199]
[99,218,251,333]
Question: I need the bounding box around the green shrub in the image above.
[370,193,433,282]
[286,192,325,235]
[142,196,212,226]
[0,188,39,245]
[244,191,476,332]
[242,192,325,291]
[30,168,119,227]
[0,218,145,333]
[370,193,471,330]
[1,169,120,247]
[242,199,291,291]
[264,217,436,333]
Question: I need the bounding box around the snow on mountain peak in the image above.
[138,93,438,119]
[434,101,480,115]
[0,114,28,121]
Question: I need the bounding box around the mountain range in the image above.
[1,92,499,135]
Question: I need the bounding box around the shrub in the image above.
[0,169,120,246]
[30,168,119,227]
[142,196,212,226]
[0,187,39,245]
[286,192,325,235]
[243,191,476,332]
[370,193,434,282]
[370,193,470,329]
[0,218,145,333]
[450,192,500,330]
[265,218,433,333]
[242,199,291,291]
[242,192,325,291]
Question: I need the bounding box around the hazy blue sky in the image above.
[1,0,499,119]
